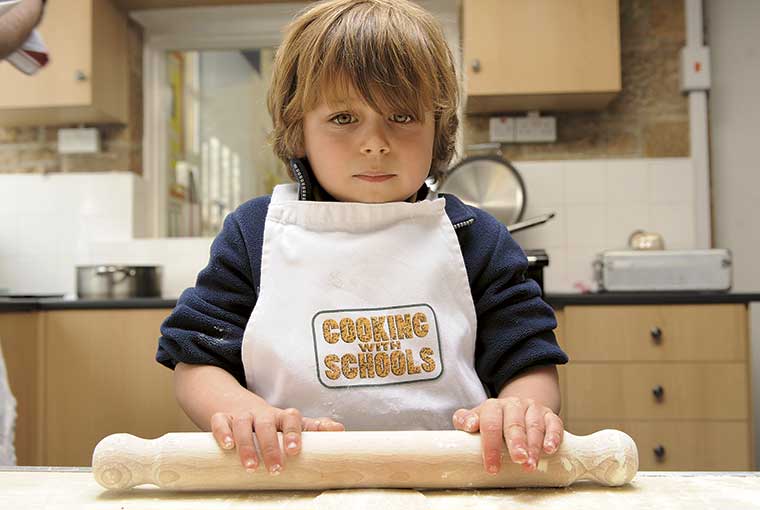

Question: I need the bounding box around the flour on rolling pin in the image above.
[92,429,638,491]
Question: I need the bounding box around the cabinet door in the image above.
[0,0,127,125]
[0,312,42,465]
[44,309,196,467]
[462,0,620,112]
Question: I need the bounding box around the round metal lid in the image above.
[438,155,526,226]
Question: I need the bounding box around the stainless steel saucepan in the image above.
[77,265,162,299]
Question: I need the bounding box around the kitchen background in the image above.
[1,0,757,297]
[0,0,759,472]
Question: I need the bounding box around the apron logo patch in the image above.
[312,304,443,388]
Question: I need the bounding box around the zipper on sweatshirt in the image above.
[291,160,308,200]
[452,218,475,230]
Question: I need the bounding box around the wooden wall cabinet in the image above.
[0,0,129,126]
[462,0,622,113]
[560,304,754,471]
[0,309,196,467]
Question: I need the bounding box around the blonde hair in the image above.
[267,0,459,182]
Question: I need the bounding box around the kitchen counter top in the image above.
[2,292,760,313]
[1,470,759,509]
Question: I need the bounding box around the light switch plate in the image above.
[680,46,711,91]
[57,128,100,154]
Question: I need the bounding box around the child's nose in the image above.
[360,119,391,155]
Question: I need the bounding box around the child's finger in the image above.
[253,413,283,475]
[302,417,321,431]
[543,412,564,454]
[502,397,529,465]
[231,413,258,471]
[210,412,235,450]
[315,417,345,431]
[278,408,303,456]
[452,408,472,430]
[478,399,503,474]
[524,403,547,470]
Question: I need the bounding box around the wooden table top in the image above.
[2,469,759,509]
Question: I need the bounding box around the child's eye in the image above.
[390,113,414,124]
[330,113,355,125]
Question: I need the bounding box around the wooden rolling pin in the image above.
[92,429,638,491]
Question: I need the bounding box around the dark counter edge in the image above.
[3,292,760,313]
[0,297,178,312]
[545,291,760,307]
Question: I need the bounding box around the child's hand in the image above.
[452,397,563,474]
[210,406,344,474]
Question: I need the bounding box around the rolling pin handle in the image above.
[568,429,639,486]
[92,433,152,489]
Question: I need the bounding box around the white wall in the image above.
[706,0,760,468]
[707,0,760,291]
[512,158,697,292]
[0,173,212,298]
[0,173,134,296]
[0,158,698,297]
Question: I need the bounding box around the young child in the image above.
[157,0,568,478]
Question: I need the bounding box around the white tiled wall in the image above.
[0,173,136,296]
[0,159,697,297]
[0,172,213,298]
[511,158,697,292]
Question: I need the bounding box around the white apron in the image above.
[241,183,487,430]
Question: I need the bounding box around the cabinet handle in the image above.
[471,59,481,73]
[652,385,665,401]
[653,444,666,461]
[650,326,662,344]
[75,70,87,82]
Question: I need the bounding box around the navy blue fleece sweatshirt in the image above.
[157,159,568,396]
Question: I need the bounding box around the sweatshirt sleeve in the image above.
[156,197,269,387]
[457,206,569,396]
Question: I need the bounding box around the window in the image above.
[164,48,284,236]
[133,1,460,238]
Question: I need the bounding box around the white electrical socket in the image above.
[57,128,100,154]
[489,116,516,142]
[515,112,556,143]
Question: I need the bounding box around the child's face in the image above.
[302,91,435,203]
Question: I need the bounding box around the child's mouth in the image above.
[354,174,395,183]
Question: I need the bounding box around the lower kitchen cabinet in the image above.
[569,420,752,471]
[43,309,197,466]
[0,312,43,465]
[0,309,196,467]
[559,303,754,471]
